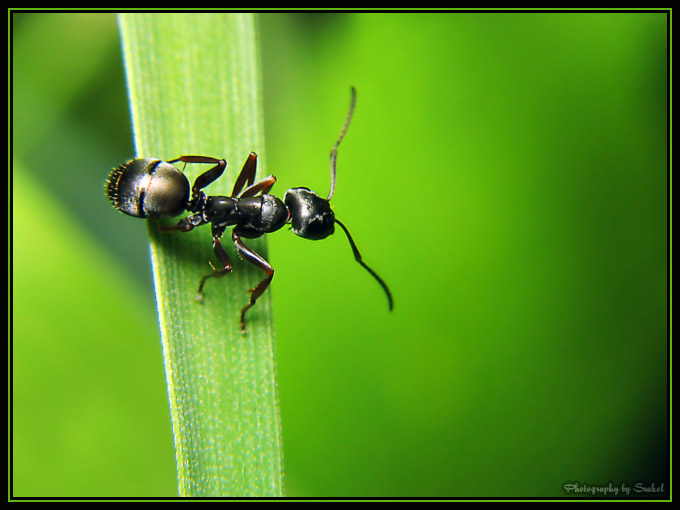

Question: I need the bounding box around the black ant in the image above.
[106,88,393,332]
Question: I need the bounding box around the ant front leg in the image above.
[196,224,233,301]
[232,229,275,334]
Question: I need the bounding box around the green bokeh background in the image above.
[11,12,668,498]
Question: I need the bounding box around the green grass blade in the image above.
[117,13,283,497]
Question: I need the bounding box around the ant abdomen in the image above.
[106,158,190,219]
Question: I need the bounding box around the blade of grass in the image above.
[117,13,283,497]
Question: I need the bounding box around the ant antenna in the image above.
[335,218,394,311]
[327,87,357,201]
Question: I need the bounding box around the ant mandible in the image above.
[106,88,393,332]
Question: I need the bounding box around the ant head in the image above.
[287,88,394,311]
[282,87,358,241]
[283,187,335,240]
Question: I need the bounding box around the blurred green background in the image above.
[11,12,668,498]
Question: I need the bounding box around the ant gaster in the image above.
[106,88,393,332]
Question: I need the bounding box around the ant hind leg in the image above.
[166,155,227,193]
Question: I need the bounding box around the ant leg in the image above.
[231,152,258,197]
[240,176,277,197]
[158,213,206,232]
[167,155,227,192]
[196,225,232,300]
[225,152,273,198]
[168,155,224,165]
[232,229,274,333]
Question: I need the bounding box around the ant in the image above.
[106,88,393,333]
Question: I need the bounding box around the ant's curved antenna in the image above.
[327,87,357,201]
[335,218,394,311]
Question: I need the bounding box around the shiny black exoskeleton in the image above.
[106,88,392,332]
